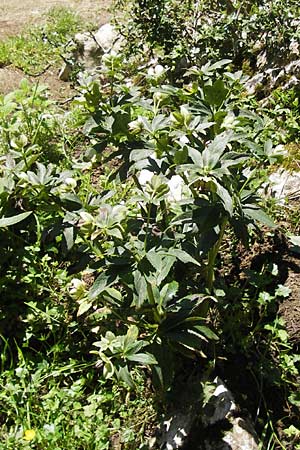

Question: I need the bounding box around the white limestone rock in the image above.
[202,378,259,450]
[93,23,121,53]
[74,23,122,69]
[58,62,72,81]
[268,170,300,203]
[245,59,300,95]
[59,23,123,79]
[152,377,259,450]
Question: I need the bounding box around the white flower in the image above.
[154,64,165,76]
[128,117,144,134]
[147,67,155,77]
[69,278,87,300]
[147,64,165,78]
[15,367,26,377]
[43,424,55,433]
[64,177,77,189]
[167,175,184,202]
[179,135,189,145]
[138,169,154,186]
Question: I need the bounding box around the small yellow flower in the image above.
[24,429,36,441]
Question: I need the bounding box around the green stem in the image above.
[144,198,153,252]
[206,218,228,294]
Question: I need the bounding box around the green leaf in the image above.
[188,147,203,166]
[174,147,188,164]
[89,272,117,300]
[166,329,207,350]
[160,281,179,305]
[244,206,276,228]
[149,343,175,391]
[215,182,233,215]
[117,365,134,388]
[60,193,82,210]
[63,226,74,251]
[289,392,300,407]
[0,211,32,227]
[126,353,158,365]
[77,300,93,317]
[207,59,232,71]
[192,325,219,341]
[103,360,115,379]
[203,79,229,107]
[157,256,176,285]
[167,248,200,266]
[134,270,148,308]
[202,133,230,169]
[146,251,176,285]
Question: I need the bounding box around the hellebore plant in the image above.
[77,60,277,389]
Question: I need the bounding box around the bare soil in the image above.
[0,0,112,40]
[279,255,300,342]
[0,0,112,98]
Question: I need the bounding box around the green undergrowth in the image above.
[0,1,300,449]
[0,352,155,450]
[0,7,91,75]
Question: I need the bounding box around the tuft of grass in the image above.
[0,7,89,75]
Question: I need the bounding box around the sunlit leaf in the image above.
[0,211,32,227]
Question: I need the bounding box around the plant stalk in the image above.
[206,218,228,294]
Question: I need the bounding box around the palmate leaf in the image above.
[146,251,177,285]
[202,132,230,169]
[0,211,32,227]
[188,146,203,166]
[203,79,229,107]
[192,202,223,231]
[167,248,201,266]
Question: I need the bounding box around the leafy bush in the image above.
[115,0,300,72]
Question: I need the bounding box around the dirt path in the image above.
[0,0,112,40]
